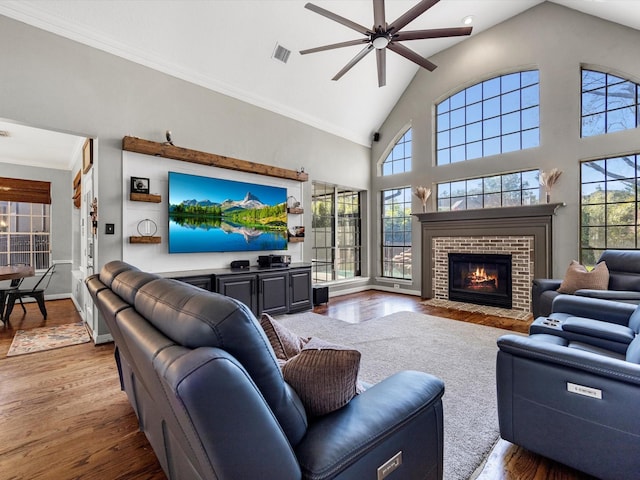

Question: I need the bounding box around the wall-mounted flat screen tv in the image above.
[168,171,288,253]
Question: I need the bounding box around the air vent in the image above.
[0,130,10,137]
[272,43,291,64]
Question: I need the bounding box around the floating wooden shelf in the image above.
[123,136,309,182]
[129,236,161,244]
[288,237,304,243]
[130,192,162,203]
[287,207,304,214]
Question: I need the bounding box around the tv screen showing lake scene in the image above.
[168,171,288,253]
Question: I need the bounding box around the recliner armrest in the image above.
[562,317,635,344]
[497,334,640,385]
[296,370,444,480]
[532,278,562,292]
[575,289,640,302]
[552,294,637,325]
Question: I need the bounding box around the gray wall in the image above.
[0,161,73,295]
[0,15,371,277]
[370,2,640,294]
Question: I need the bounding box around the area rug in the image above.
[422,297,533,321]
[277,310,514,480]
[7,322,91,357]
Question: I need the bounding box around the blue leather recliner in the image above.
[531,249,640,318]
[86,261,445,480]
[496,294,640,479]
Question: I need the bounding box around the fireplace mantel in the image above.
[415,203,564,301]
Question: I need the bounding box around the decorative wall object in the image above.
[82,138,93,173]
[131,176,150,194]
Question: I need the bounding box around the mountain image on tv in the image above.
[168,171,288,253]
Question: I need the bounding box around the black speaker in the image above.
[373,132,380,142]
[230,260,250,270]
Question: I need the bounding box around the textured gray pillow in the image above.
[282,337,361,416]
[557,260,609,294]
[260,313,309,360]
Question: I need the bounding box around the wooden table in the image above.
[0,264,35,282]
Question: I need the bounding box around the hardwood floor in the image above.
[0,294,591,479]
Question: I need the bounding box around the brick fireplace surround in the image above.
[415,204,563,314]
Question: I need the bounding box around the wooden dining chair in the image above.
[3,264,56,322]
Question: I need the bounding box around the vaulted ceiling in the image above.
[1,0,640,169]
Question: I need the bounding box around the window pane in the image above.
[608,107,636,133]
[381,129,412,176]
[582,204,605,225]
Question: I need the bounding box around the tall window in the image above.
[381,187,412,279]
[580,154,639,265]
[437,170,540,211]
[381,129,412,175]
[0,201,51,269]
[311,183,362,283]
[581,69,640,137]
[436,70,540,164]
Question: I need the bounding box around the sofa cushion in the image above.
[260,313,309,360]
[557,260,609,294]
[282,337,361,417]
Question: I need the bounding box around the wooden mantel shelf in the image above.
[123,136,309,182]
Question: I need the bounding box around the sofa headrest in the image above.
[598,250,640,275]
[100,260,140,288]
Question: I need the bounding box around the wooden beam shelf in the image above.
[288,237,304,243]
[129,236,161,244]
[130,192,162,203]
[123,136,309,182]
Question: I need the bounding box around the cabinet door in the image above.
[176,275,212,291]
[258,272,289,316]
[216,274,257,315]
[288,268,312,313]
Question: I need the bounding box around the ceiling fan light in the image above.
[372,35,389,49]
[462,15,474,25]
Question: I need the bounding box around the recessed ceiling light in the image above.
[462,15,474,25]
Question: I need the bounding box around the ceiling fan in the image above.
[300,0,473,87]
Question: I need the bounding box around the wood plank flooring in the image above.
[0,294,592,479]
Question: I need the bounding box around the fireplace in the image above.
[448,253,512,309]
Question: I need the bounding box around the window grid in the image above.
[437,170,540,211]
[381,187,412,280]
[580,154,640,266]
[581,69,640,137]
[311,183,362,283]
[381,129,412,175]
[436,71,540,165]
[0,201,51,269]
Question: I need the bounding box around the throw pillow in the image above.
[282,337,361,417]
[557,260,609,294]
[260,313,309,360]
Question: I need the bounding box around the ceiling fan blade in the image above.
[394,26,473,41]
[300,39,368,55]
[376,47,386,87]
[304,3,371,35]
[388,42,437,71]
[373,0,386,30]
[332,44,375,81]
[388,0,439,33]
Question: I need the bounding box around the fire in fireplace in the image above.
[448,253,512,308]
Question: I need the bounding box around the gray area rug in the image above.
[277,310,512,480]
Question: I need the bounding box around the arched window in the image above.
[381,129,412,175]
[436,71,539,165]
[581,69,640,137]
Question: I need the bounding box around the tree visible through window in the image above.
[581,69,640,137]
[0,201,51,269]
[580,154,640,266]
[381,187,412,279]
[381,129,411,175]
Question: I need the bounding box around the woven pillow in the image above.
[260,313,309,360]
[557,260,609,294]
[282,337,361,417]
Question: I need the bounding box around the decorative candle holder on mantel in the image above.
[130,218,161,244]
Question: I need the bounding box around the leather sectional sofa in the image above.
[86,260,445,480]
[496,294,640,479]
[531,249,640,318]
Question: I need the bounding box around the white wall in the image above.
[370,2,640,293]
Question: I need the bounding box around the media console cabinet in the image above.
[161,263,313,317]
